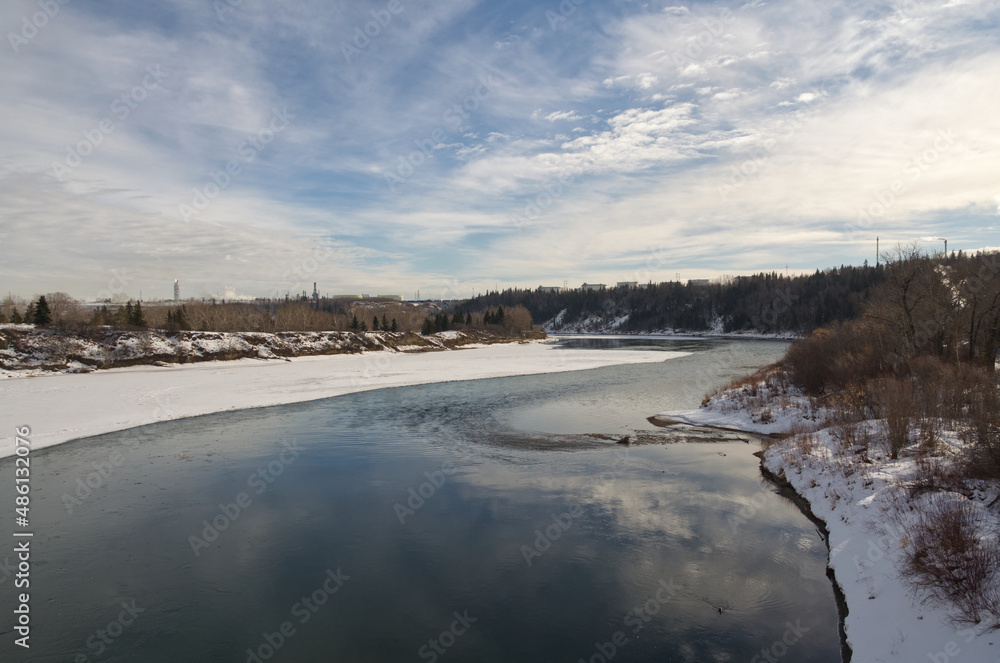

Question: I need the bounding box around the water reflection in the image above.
[0,340,839,662]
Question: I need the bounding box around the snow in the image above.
[0,328,539,375]
[1,340,684,458]
[544,314,800,338]
[761,429,1000,663]
[659,380,1000,663]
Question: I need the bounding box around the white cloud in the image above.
[1,0,997,295]
[635,73,658,89]
[543,110,584,122]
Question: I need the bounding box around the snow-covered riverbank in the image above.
[0,325,540,375]
[1,340,682,459]
[659,379,1000,663]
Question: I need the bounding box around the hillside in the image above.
[0,325,544,375]
[457,265,885,335]
[657,249,1000,660]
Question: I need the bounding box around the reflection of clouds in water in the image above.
[17,345,838,662]
[453,451,702,541]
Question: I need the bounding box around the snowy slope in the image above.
[659,376,1000,663]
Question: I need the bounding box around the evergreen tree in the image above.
[350,314,359,330]
[11,308,23,324]
[381,315,389,330]
[124,301,134,326]
[359,320,368,331]
[465,312,472,325]
[452,310,464,325]
[390,318,398,332]
[0,312,5,324]
[33,296,52,326]
[496,305,505,325]
[372,315,380,331]
[421,317,435,335]
[131,301,146,327]
[89,306,107,326]
[23,303,34,324]
[167,310,175,326]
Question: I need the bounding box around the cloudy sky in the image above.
[1,0,997,301]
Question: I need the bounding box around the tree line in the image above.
[459,264,886,334]
[1,294,535,337]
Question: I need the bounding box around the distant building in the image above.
[173,279,180,301]
[581,283,606,291]
[687,279,710,286]
[616,281,638,289]
[377,295,403,301]
[333,294,363,299]
[537,286,562,293]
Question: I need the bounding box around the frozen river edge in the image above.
[1,340,682,459]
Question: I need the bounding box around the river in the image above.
[0,337,844,662]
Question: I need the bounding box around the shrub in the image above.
[961,370,1000,480]
[877,377,916,460]
[902,498,1000,625]
[784,319,890,394]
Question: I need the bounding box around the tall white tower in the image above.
[174,279,180,301]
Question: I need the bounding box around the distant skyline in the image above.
[1,0,998,301]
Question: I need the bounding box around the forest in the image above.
[459,263,888,334]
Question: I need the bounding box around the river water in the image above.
[1,338,844,662]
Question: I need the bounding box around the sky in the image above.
[0,0,998,302]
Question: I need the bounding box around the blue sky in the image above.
[1,0,998,301]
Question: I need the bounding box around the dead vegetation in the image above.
[901,499,1000,626]
[711,249,1000,629]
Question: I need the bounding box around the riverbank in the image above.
[658,372,1000,662]
[0,325,545,376]
[0,340,682,459]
